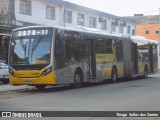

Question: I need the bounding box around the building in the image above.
[126,14,160,41]
[0,0,15,34]
[0,0,136,62]
[136,24,160,40]
[126,14,160,68]
[0,0,136,36]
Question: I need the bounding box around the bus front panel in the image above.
[9,27,57,85]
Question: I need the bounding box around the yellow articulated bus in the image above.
[8,26,158,89]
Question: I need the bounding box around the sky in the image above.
[66,0,160,17]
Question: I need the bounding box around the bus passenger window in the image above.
[115,40,123,62]
[54,33,68,69]
[68,33,85,61]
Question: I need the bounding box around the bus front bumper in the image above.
[9,72,56,85]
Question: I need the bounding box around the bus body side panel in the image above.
[122,38,132,78]
[54,59,88,85]
[137,43,149,76]
[116,62,124,78]
[53,29,88,85]
[153,45,158,73]
[87,38,97,80]
[148,45,158,74]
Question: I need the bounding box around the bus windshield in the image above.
[10,36,52,65]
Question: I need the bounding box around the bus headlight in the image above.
[41,67,52,77]
[9,67,15,77]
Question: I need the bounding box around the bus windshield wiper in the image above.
[19,37,27,57]
[31,36,43,58]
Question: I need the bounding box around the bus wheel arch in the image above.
[72,67,83,88]
[110,66,118,83]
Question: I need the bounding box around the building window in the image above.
[111,21,116,32]
[65,10,72,23]
[127,25,131,34]
[155,30,159,34]
[46,6,55,20]
[20,0,32,15]
[145,30,150,34]
[101,19,107,30]
[90,16,97,28]
[119,24,124,33]
[77,13,85,26]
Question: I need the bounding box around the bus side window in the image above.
[115,40,123,62]
[68,33,86,61]
[54,32,69,69]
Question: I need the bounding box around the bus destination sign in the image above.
[13,29,52,37]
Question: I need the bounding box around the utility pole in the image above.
[158,7,160,70]
[159,7,160,55]
[159,7,160,42]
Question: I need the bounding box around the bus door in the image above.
[87,39,96,79]
[131,42,138,74]
[54,30,70,84]
[149,45,154,73]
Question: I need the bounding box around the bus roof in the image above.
[130,35,159,45]
[12,26,125,38]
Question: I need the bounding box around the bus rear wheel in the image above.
[35,85,46,90]
[142,66,148,79]
[72,70,83,89]
[110,67,118,83]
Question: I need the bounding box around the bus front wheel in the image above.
[143,66,148,79]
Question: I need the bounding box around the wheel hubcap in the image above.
[75,74,81,83]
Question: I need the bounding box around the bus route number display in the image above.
[14,29,50,37]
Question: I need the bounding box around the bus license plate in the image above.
[25,81,32,84]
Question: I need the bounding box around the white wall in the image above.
[15,0,64,26]
[65,7,112,34]
[14,0,135,35]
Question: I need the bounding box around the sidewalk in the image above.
[0,83,33,93]
[148,74,160,77]
[148,69,160,77]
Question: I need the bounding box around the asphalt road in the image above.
[0,76,160,120]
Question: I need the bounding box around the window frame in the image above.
[145,30,150,34]
[77,13,85,26]
[101,19,107,30]
[90,16,97,28]
[111,21,116,32]
[65,10,72,23]
[46,6,56,20]
[20,0,32,15]
[119,23,124,33]
[155,30,159,34]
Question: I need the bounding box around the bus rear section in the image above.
[122,36,158,78]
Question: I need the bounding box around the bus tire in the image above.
[35,85,46,90]
[110,67,118,83]
[2,79,9,84]
[72,70,83,89]
[143,66,148,79]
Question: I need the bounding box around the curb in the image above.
[0,84,33,93]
